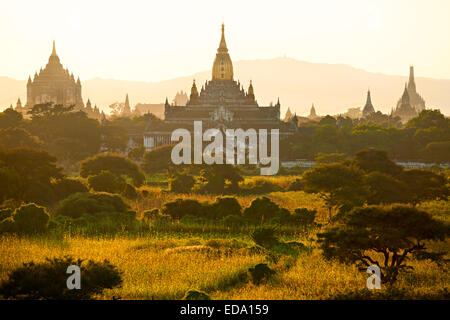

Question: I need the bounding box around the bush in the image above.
[142,209,159,222]
[0,217,15,233]
[0,208,13,221]
[209,197,242,220]
[0,256,122,299]
[290,208,317,227]
[80,153,145,187]
[56,192,128,218]
[287,178,304,191]
[52,177,88,201]
[240,178,280,194]
[222,215,245,229]
[87,170,121,193]
[151,214,172,228]
[243,197,284,223]
[162,199,205,220]
[11,204,50,234]
[121,183,139,200]
[181,214,205,225]
[248,263,276,284]
[251,227,279,247]
[182,289,211,300]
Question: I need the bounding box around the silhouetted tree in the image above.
[318,205,449,284]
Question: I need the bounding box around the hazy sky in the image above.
[1,0,449,82]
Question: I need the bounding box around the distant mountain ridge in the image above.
[1,57,449,116]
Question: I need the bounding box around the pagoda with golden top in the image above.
[144,24,296,150]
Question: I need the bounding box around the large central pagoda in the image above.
[144,24,297,151]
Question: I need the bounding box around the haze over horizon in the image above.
[1,0,449,115]
[2,0,450,81]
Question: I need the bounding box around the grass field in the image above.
[0,189,449,299]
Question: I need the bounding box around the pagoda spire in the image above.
[51,40,57,56]
[366,89,372,106]
[218,23,228,53]
[401,83,410,104]
[408,65,416,92]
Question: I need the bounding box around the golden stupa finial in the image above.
[51,40,57,56]
[218,23,228,52]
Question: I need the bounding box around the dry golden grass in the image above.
[1,234,448,299]
[0,184,448,300]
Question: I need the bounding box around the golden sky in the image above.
[1,0,449,82]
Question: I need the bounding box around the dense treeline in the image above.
[281,110,450,162]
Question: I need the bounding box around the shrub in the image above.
[142,209,159,222]
[80,153,145,187]
[121,183,139,200]
[182,289,211,300]
[151,214,172,228]
[248,263,276,284]
[209,197,242,220]
[240,178,280,194]
[0,217,15,233]
[290,208,317,227]
[12,204,50,234]
[287,178,304,191]
[0,208,13,221]
[251,227,279,247]
[168,171,195,193]
[181,214,205,225]
[222,215,245,229]
[52,177,88,201]
[243,197,283,223]
[56,192,128,218]
[0,256,122,299]
[87,170,121,193]
[318,205,449,284]
[162,199,205,220]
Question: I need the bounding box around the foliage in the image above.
[0,148,62,204]
[315,152,348,164]
[317,205,449,284]
[243,197,286,223]
[51,177,88,201]
[397,169,449,204]
[128,145,146,161]
[210,197,242,220]
[290,208,317,227]
[161,199,205,220]
[1,204,50,234]
[352,148,403,176]
[168,171,195,193]
[141,144,175,175]
[100,125,128,153]
[88,170,122,193]
[302,163,364,217]
[222,215,245,228]
[196,164,243,194]
[248,263,276,284]
[0,108,23,129]
[0,256,122,299]
[182,289,211,300]
[251,227,279,247]
[56,192,128,218]
[0,127,42,150]
[26,104,101,164]
[80,153,145,187]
